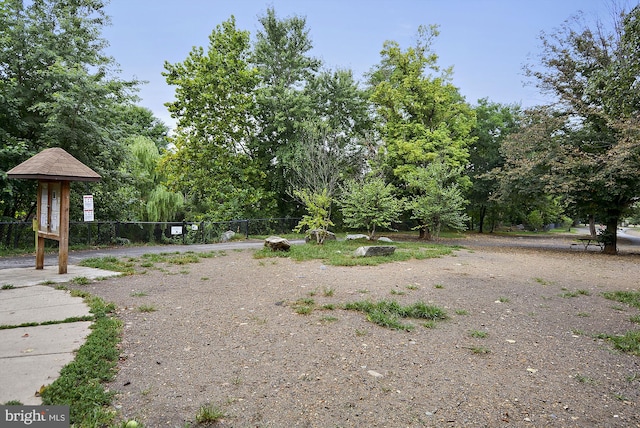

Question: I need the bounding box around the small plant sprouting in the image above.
[320,316,338,323]
[322,286,335,297]
[574,374,595,384]
[423,320,437,329]
[406,284,419,290]
[467,346,490,354]
[71,276,91,285]
[561,289,591,298]
[130,292,148,297]
[470,330,488,339]
[576,312,590,317]
[1,284,15,290]
[195,404,226,424]
[355,329,368,336]
[455,309,469,315]
[498,296,510,303]
[434,284,444,289]
[390,289,405,296]
[137,305,157,313]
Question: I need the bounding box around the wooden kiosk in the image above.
[7,148,101,274]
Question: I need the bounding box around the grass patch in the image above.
[467,346,490,354]
[533,277,553,286]
[344,300,448,331]
[630,315,640,324]
[71,276,91,285]
[322,286,335,297]
[406,284,419,290]
[434,284,445,289]
[603,330,640,356]
[292,298,315,315]
[561,289,591,298]
[137,304,157,313]
[253,239,460,266]
[130,292,148,297]
[470,330,488,338]
[455,309,469,315]
[195,403,226,424]
[79,256,135,275]
[603,291,640,309]
[40,295,122,426]
[575,374,595,384]
[498,296,510,303]
[1,284,15,289]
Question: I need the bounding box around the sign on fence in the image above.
[83,195,94,222]
[171,226,183,235]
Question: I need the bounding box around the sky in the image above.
[101,0,624,130]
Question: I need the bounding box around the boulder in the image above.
[353,246,396,257]
[346,234,370,241]
[220,230,235,242]
[376,237,393,243]
[264,236,291,251]
[305,229,337,243]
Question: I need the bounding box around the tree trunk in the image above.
[602,215,619,255]
[588,214,596,238]
[419,226,432,240]
[478,205,487,234]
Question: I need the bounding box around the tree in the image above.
[0,0,140,229]
[368,25,476,189]
[250,7,321,216]
[502,6,640,254]
[293,188,334,244]
[162,17,272,221]
[467,99,521,233]
[407,160,469,240]
[339,176,404,239]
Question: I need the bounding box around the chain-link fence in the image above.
[0,218,301,249]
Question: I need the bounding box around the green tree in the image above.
[293,188,334,244]
[467,98,521,233]
[407,160,470,240]
[501,6,640,253]
[0,0,140,228]
[368,25,476,188]
[250,7,320,216]
[162,16,272,221]
[339,176,404,239]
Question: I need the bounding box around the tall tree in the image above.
[501,6,640,254]
[162,16,272,221]
[467,98,521,233]
[250,7,321,216]
[368,25,476,190]
[0,0,140,227]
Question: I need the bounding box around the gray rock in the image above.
[220,230,235,242]
[264,236,291,251]
[353,246,396,257]
[305,229,336,243]
[376,237,393,243]
[346,234,370,241]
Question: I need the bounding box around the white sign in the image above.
[83,195,94,222]
[171,226,183,235]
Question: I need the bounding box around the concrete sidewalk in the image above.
[0,265,120,405]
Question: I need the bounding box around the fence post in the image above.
[182,220,187,245]
[244,219,249,238]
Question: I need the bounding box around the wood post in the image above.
[58,181,70,274]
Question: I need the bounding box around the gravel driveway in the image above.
[67,233,640,427]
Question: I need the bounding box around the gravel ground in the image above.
[73,233,640,427]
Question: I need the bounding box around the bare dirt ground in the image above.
[73,233,640,427]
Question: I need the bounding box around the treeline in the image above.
[1,1,639,254]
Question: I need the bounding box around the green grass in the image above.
[195,404,226,424]
[561,289,591,298]
[603,291,640,309]
[603,330,640,355]
[137,304,157,313]
[40,295,122,426]
[469,330,488,338]
[455,309,469,315]
[79,256,135,274]
[130,292,148,297]
[498,296,510,303]
[630,315,640,324]
[344,300,448,331]
[1,284,15,289]
[575,374,595,384]
[71,276,91,285]
[253,239,460,266]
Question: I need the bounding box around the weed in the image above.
[470,330,488,338]
[40,280,57,285]
[357,289,369,294]
[572,329,585,336]
[423,320,437,329]
[561,289,591,298]
[70,289,90,298]
[406,284,419,290]
[603,291,640,309]
[455,309,469,315]
[195,404,226,424]
[344,300,447,331]
[630,315,640,324]
[355,329,367,336]
[141,387,152,396]
[575,374,595,384]
[434,284,444,289]
[611,305,626,311]
[533,277,552,286]
[308,291,317,297]
[231,376,242,386]
[179,269,190,275]
[613,393,629,401]
[626,373,639,382]
[323,286,335,297]
[140,261,154,268]
[200,277,209,281]
[577,312,590,317]
[390,289,405,295]
[293,298,315,315]
[603,330,640,355]
[320,316,338,323]
[79,256,135,274]
[468,346,490,354]
[498,296,510,303]
[71,276,91,285]
[137,305,157,313]
[1,284,15,290]
[322,304,336,310]
[40,294,121,426]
